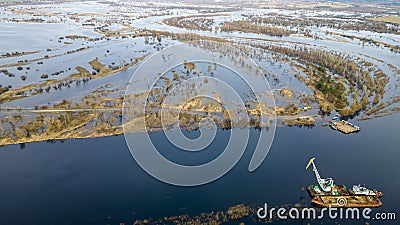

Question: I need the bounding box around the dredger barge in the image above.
[306,158,383,208]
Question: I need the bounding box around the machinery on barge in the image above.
[306,158,383,208]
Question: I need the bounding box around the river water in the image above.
[0,3,399,224]
[0,114,398,225]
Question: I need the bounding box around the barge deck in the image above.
[329,120,361,134]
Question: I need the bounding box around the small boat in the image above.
[350,184,383,198]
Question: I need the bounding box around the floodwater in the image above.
[0,114,398,225]
[0,2,399,224]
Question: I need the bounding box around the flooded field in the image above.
[1,1,399,141]
[0,0,399,224]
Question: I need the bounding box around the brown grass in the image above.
[369,16,400,25]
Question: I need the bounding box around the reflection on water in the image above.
[0,115,399,225]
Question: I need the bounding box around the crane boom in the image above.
[306,158,334,192]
